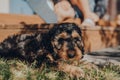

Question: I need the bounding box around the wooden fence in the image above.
[0,24,120,52]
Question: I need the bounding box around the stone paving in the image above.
[82,46,120,65]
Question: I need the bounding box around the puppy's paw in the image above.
[69,66,84,78]
[58,63,84,78]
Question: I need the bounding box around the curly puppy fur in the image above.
[0,23,84,77]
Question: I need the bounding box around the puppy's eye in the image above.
[54,41,62,50]
[58,38,64,42]
[54,38,63,50]
[74,37,80,42]
[74,37,79,40]
[74,37,81,41]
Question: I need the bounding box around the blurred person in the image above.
[94,0,107,18]
[53,0,99,26]
[72,0,99,26]
[28,0,99,26]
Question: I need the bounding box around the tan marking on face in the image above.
[74,46,83,60]
[72,30,80,38]
[55,41,83,61]
[54,41,58,46]
[57,32,68,39]
[57,42,68,60]
[52,30,83,61]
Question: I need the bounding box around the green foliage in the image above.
[36,68,50,80]
[102,62,120,74]
[0,60,12,80]
[26,71,32,80]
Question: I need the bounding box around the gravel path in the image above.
[82,46,120,65]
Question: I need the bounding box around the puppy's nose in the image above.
[67,50,76,58]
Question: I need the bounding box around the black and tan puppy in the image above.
[0,23,84,77]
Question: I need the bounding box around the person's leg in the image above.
[74,0,99,26]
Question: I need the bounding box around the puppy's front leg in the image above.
[57,62,84,78]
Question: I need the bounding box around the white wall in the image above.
[0,0,9,13]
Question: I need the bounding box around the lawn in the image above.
[0,58,120,80]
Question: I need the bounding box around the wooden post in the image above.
[108,0,117,20]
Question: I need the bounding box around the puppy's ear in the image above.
[48,24,61,40]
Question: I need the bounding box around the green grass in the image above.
[0,58,120,80]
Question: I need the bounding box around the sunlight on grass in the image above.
[0,58,120,80]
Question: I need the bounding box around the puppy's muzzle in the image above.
[67,41,76,59]
[67,49,76,58]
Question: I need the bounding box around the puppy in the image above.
[0,23,84,77]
